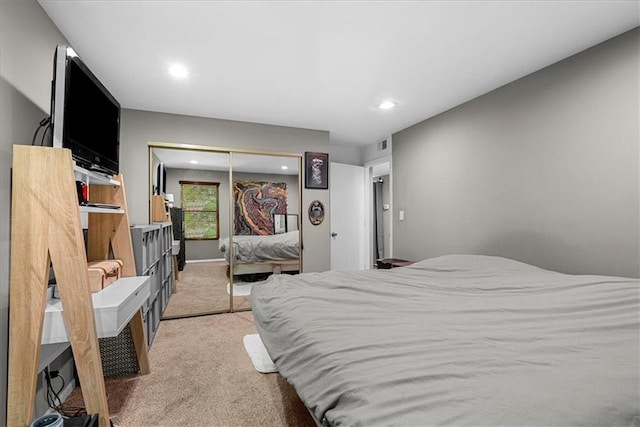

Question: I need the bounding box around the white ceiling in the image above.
[38,1,639,147]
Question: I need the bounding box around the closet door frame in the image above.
[148,141,303,316]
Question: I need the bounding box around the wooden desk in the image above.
[376,258,414,269]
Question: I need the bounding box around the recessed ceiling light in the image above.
[378,100,396,110]
[281,166,288,170]
[190,160,198,164]
[169,64,189,79]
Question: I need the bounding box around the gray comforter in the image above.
[251,254,640,426]
[218,230,299,263]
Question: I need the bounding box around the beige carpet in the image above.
[63,312,315,426]
[162,261,251,318]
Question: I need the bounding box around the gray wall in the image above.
[0,2,70,424]
[0,76,50,427]
[393,29,639,278]
[165,167,299,261]
[0,0,66,114]
[121,108,330,273]
[362,137,392,165]
[330,143,362,165]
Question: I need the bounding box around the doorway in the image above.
[365,158,392,268]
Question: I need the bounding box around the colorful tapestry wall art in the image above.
[234,181,287,235]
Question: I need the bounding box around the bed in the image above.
[251,254,640,426]
[219,230,300,276]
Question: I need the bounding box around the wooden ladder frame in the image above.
[7,145,149,427]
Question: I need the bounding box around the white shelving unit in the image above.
[79,206,126,214]
[42,276,151,344]
[74,164,122,187]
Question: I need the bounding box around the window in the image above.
[180,181,219,240]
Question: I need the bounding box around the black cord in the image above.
[31,116,51,146]
[40,122,52,146]
[30,123,42,146]
[44,368,61,410]
[44,367,67,413]
[43,366,89,418]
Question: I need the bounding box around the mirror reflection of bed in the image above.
[226,153,301,309]
[150,144,301,319]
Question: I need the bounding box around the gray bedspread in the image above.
[218,230,299,263]
[251,254,640,427]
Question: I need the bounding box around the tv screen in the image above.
[51,45,120,176]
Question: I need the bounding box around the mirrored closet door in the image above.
[152,146,232,318]
[150,143,301,318]
[229,152,301,311]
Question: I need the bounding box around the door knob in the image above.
[331,232,338,237]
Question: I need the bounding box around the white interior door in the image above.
[330,162,365,271]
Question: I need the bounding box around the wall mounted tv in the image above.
[51,44,120,176]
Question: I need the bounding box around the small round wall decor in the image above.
[308,200,325,225]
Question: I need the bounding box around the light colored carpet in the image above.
[163,261,251,318]
[62,312,314,426]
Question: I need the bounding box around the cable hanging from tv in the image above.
[31,116,52,146]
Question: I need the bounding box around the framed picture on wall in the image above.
[305,152,329,189]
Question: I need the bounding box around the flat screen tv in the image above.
[51,44,120,176]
